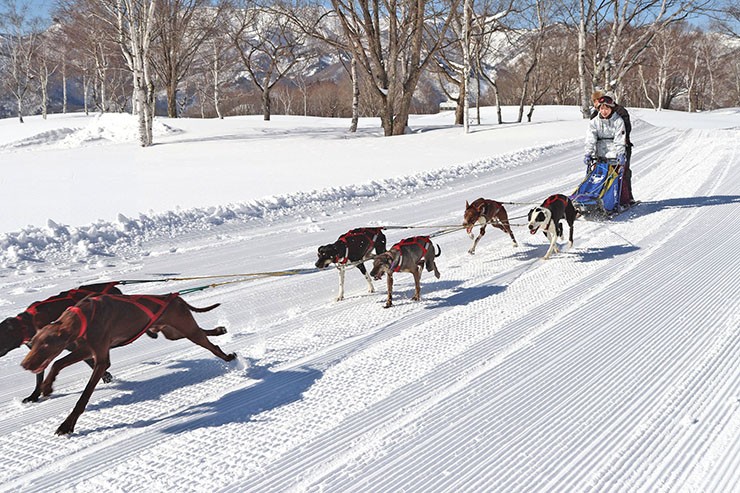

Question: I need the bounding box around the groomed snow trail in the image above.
[0,121,738,492]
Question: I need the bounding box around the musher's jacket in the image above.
[585,111,626,160]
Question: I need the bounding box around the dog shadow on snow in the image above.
[386,278,504,308]
[158,363,323,435]
[424,282,506,308]
[75,359,321,437]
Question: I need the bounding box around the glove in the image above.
[583,154,593,165]
[617,154,627,166]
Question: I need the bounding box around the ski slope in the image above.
[0,109,738,492]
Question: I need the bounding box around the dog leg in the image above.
[203,326,227,336]
[386,275,394,307]
[504,223,518,247]
[23,372,45,403]
[56,354,110,435]
[336,265,345,301]
[83,357,113,384]
[543,230,559,260]
[567,218,575,248]
[165,323,236,362]
[41,348,92,398]
[411,267,422,301]
[357,262,374,293]
[363,271,375,293]
[469,225,486,255]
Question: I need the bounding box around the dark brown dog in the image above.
[0,282,121,402]
[315,227,387,301]
[462,198,518,254]
[370,236,441,308]
[21,293,236,435]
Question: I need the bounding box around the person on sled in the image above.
[584,95,634,208]
[589,92,635,205]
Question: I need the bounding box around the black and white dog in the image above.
[315,228,387,301]
[527,194,577,259]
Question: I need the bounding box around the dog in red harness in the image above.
[0,282,123,403]
[315,227,387,301]
[463,198,518,254]
[527,194,577,259]
[370,236,441,308]
[21,293,236,435]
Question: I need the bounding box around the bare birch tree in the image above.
[151,0,225,117]
[321,0,459,136]
[0,0,42,123]
[95,0,159,146]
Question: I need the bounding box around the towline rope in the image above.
[115,216,535,291]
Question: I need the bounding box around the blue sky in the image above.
[24,0,54,20]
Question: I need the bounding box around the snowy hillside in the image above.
[0,107,739,492]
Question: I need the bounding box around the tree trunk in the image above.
[17,95,24,123]
[577,1,590,118]
[349,56,359,133]
[493,81,502,124]
[62,59,68,114]
[213,47,223,119]
[166,77,178,118]
[262,87,271,121]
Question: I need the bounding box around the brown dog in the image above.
[21,293,236,435]
[0,282,122,402]
[370,236,441,308]
[462,198,518,254]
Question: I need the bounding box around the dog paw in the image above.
[335,296,344,302]
[214,326,228,335]
[383,302,393,309]
[55,420,75,436]
[512,242,519,247]
[225,353,237,362]
[467,249,475,255]
[102,372,113,384]
[22,393,41,404]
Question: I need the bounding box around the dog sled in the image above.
[571,159,635,218]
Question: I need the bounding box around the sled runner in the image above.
[570,159,633,218]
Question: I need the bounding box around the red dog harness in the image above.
[16,282,120,343]
[390,236,430,272]
[541,195,569,231]
[68,293,178,345]
[542,194,568,209]
[335,228,381,264]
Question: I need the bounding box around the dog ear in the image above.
[465,200,470,209]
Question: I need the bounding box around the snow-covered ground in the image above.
[0,106,738,492]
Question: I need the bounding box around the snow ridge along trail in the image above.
[1,118,739,492]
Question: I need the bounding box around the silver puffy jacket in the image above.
[585,112,626,159]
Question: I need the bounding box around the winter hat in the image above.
[591,90,605,102]
[597,95,615,108]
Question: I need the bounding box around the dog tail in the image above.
[183,301,221,313]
